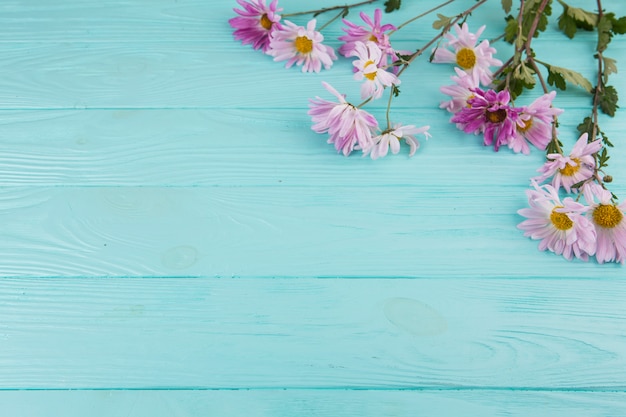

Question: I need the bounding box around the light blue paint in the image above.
[0,0,625,415]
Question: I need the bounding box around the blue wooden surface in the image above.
[1,0,625,415]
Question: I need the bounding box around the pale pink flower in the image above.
[534,133,603,192]
[432,23,502,86]
[451,88,521,151]
[508,91,564,155]
[308,82,378,156]
[518,181,596,261]
[269,19,337,73]
[364,123,431,159]
[349,41,400,100]
[584,184,626,264]
[338,8,396,59]
[440,67,481,113]
[229,0,282,53]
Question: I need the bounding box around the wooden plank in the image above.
[0,40,622,109]
[0,278,625,389]
[1,185,625,278]
[1,389,625,417]
[1,108,624,187]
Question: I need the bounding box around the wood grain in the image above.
[0,277,625,389]
[2,390,625,417]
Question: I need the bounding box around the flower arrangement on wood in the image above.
[228,0,626,264]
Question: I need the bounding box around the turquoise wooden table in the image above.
[1,0,626,415]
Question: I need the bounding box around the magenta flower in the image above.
[269,19,337,73]
[349,41,400,100]
[432,23,502,86]
[508,91,563,154]
[534,133,603,192]
[229,0,282,53]
[308,82,378,156]
[440,67,481,113]
[338,9,396,60]
[364,123,431,159]
[518,181,596,261]
[451,88,520,151]
[583,184,626,264]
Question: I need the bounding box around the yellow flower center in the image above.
[294,36,313,54]
[559,158,581,177]
[456,48,477,70]
[517,117,533,133]
[592,204,623,229]
[363,60,377,80]
[550,206,574,231]
[369,34,378,42]
[259,14,273,30]
[486,109,507,123]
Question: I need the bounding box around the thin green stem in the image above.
[282,0,378,18]
[385,86,395,129]
[390,0,457,34]
[318,8,346,31]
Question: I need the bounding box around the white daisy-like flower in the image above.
[440,67,481,113]
[363,123,431,159]
[348,41,399,100]
[432,23,502,86]
[583,183,626,264]
[268,19,337,73]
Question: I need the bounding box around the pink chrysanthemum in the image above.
[269,19,337,73]
[508,91,564,155]
[364,123,431,159]
[308,82,378,156]
[440,67,481,113]
[349,41,400,100]
[338,9,396,59]
[229,0,282,53]
[451,88,520,151]
[583,184,626,264]
[518,181,596,261]
[432,23,502,86]
[534,133,603,192]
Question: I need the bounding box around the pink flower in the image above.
[308,82,378,156]
[269,19,337,73]
[508,91,563,155]
[534,133,603,192]
[451,88,520,151]
[432,23,502,86]
[338,9,396,60]
[349,41,400,100]
[440,67,481,113]
[364,123,431,159]
[229,0,282,53]
[518,181,596,261]
[584,184,626,264]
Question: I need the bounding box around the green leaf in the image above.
[391,85,401,97]
[597,148,610,168]
[548,65,593,92]
[597,15,613,51]
[597,85,619,117]
[513,62,536,86]
[610,14,626,34]
[576,116,594,138]
[602,55,618,84]
[501,0,512,14]
[504,15,518,43]
[383,0,401,13]
[547,68,567,90]
[558,11,577,38]
[432,13,452,30]
[567,5,598,28]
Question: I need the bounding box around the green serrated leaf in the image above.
[576,116,594,137]
[597,85,619,117]
[602,56,618,84]
[392,85,401,97]
[548,65,593,92]
[547,68,567,90]
[501,0,512,14]
[597,15,613,51]
[504,15,518,43]
[610,14,626,34]
[432,13,452,30]
[567,5,598,28]
[513,63,536,86]
[383,0,401,13]
[558,10,578,38]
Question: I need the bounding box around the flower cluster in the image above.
[436,23,563,155]
[518,134,626,264]
[229,0,336,72]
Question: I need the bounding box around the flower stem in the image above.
[390,0,457,34]
[282,0,379,18]
[385,85,396,129]
[318,8,347,31]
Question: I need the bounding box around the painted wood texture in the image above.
[1,0,626,414]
